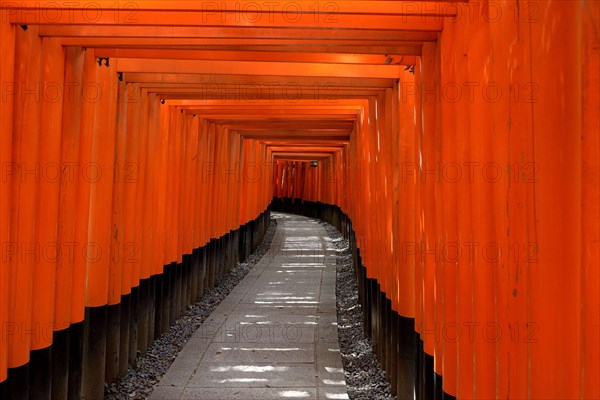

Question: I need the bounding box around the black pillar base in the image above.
[128,286,139,366]
[51,327,70,400]
[119,293,131,377]
[137,278,150,354]
[104,303,121,384]
[67,321,84,400]
[5,364,29,400]
[82,306,107,400]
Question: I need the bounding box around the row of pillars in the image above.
[272,199,455,400]
[1,209,270,400]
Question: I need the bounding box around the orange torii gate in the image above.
[0,1,598,400]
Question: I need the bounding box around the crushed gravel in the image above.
[104,218,277,400]
[105,215,395,400]
[319,220,397,400]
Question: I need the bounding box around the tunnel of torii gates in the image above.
[0,0,598,399]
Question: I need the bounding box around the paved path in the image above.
[149,213,349,400]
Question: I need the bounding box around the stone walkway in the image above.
[149,213,349,400]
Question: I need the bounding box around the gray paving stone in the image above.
[152,213,347,398]
[317,386,350,399]
[202,342,316,363]
[317,305,338,314]
[211,313,318,343]
[181,387,318,399]
[177,337,213,360]
[246,284,322,293]
[148,385,184,400]
[316,364,346,387]
[316,322,340,343]
[315,342,344,365]
[228,278,258,294]
[187,363,317,388]
[227,303,319,315]
[156,357,197,387]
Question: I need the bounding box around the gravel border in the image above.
[104,216,394,400]
[105,218,278,400]
[319,220,397,400]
